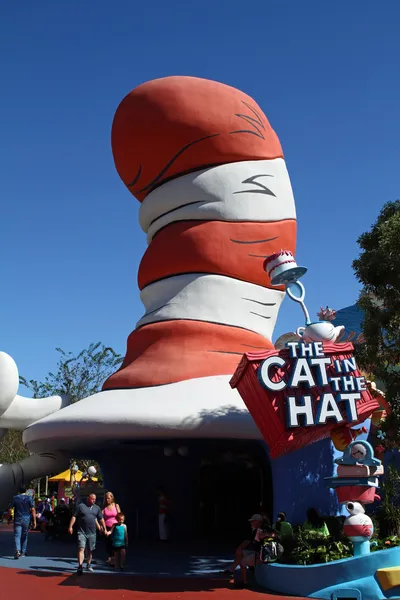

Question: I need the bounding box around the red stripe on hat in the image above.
[102,320,273,389]
[138,220,297,290]
[112,76,283,201]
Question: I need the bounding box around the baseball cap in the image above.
[248,514,263,522]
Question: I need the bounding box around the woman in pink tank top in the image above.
[103,492,121,564]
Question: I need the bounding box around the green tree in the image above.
[19,342,123,404]
[353,200,400,447]
[0,430,29,465]
[376,463,400,536]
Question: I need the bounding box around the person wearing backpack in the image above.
[258,527,284,564]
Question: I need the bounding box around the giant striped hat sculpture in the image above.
[3,77,298,483]
[104,76,297,389]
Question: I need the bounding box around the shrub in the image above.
[284,528,352,565]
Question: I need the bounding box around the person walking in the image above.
[157,488,170,541]
[68,493,106,575]
[102,491,121,565]
[10,484,37,559]
[110,512,128,571]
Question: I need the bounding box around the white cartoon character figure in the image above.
[0,352,70,504]
[343,501,374,555]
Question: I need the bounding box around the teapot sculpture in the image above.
[296,321,345,344]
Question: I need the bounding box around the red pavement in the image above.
[0,567,306,599]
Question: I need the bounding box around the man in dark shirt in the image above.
[68,493,106,574]
[55,498,70,525]
[10,485,36,559]
[47,498,70,539]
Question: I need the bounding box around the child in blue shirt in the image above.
[110,512,128,571]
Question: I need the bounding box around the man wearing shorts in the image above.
[68,493,106,574]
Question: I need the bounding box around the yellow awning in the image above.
[48,469,98,482]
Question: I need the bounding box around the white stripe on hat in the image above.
[137,273,284,338]
[139,159,296,242]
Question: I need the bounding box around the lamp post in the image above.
[70,463,79,488]
[69,462,79,506]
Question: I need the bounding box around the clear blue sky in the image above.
[1,0,399,390]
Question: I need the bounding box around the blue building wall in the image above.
[271,438,338,524]
[332,303,364,341]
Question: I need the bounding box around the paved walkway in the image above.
[0,568,310,599]
[0,524,306,599]
[0,524,235,576]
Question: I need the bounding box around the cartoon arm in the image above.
[0,351,71,505]
[0,451,70,509]
[0,351,69,429]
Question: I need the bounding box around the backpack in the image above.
[260,537,284,563]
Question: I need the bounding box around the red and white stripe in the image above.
[104,159,296,389]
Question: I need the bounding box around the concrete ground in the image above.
[0,524,306,599]
[0,524,234,576]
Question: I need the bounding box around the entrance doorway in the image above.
[95,439,272,542]
[196,441,272,541]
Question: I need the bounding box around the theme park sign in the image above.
[230,342,381,459]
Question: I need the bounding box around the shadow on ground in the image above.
[16,570,246,594]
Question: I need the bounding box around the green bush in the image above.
[371,536,400,551]
[283,528,352,565]
[283,529,400,565]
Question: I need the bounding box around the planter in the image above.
[256,547,400,599]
